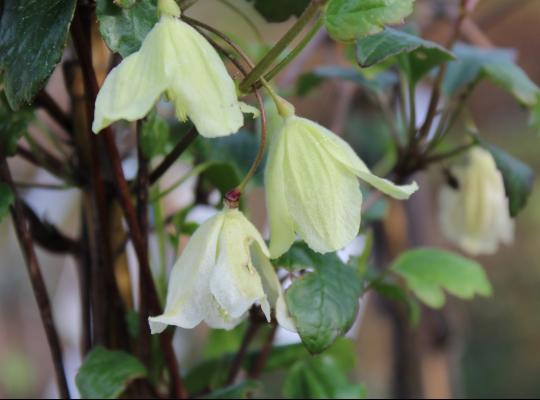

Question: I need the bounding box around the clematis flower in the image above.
[149,208,287,333]
[265,100,418,258]
[439,147,514,255]
[93,0,244,138]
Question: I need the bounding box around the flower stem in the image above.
[239,0,326,92]
[263,17,323,83]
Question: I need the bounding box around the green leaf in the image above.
[356,28,454,84]
[0,92,33,157]
[96,0,159,57]
[324,0,415,42]
[245,0,310,23]
[76,346,147,399]
[202,380,261,399]
[0,0,77,109]
[296,66,397,96]
[140,112,170,158]
[283,356,366,399]
[0,183,14,224]
[283,243,364,353]
[391,248,492,309]
[371,280,421,326]
[481,142,534,217]
[443,43,540,106]
[482,60,540,107]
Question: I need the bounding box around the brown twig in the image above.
[16,145,76,184]
[71,7,186,397]
[0,161,71,399]
[249,321,278,379]
[149,127,198,185]
[34,90,73,135]
[226,314,261,385]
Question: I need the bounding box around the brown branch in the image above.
[226,313,261,385]
[34,90,73,135]
[71,7,186,397]
[0,161,71,399]
[249,321,278,379]
[149,127,198,185]
[16,145,77,184]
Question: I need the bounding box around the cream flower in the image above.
[93,1,244,138]
[439,147,514,255]
[266,107,418,258]
[149,208,287,333]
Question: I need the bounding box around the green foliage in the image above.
[444,43,540,107]
[297,66,396,96]
[140,112,171,158]
[76,346,147,399]
[283,356,366,399]
[324,0,415,42]
[96,0,159,57]
[245,0,310,23]
[371,279,421,325]
[202,380,261,399]
[391,248,492,309]
[357,28,454,84]
[0,0,77,109]
[282,242,364,353]
[481,141,534,217]
[0,92,33,158]
[0,183,14,224]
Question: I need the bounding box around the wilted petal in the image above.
[210,210,267,320]
[149,212,226,334]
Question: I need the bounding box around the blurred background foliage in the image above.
[1,0,540,398]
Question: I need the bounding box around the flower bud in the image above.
[439,147,514,255]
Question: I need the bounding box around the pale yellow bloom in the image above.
[93,2,244,138]
[266,110,418,258]
[439,147,514,255]
[149,208,288,333]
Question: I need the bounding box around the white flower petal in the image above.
[148,212,226,333]
[210,210,266,319]
[251,243,281,321]
[282,117,362,253]
[266,126,296,258]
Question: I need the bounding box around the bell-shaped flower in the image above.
[149,208,287,333]
[265,104,418,258]
[93,1,244,138]
[439,147,514,255]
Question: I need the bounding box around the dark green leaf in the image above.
[297,66,397,96]
[202,380,261,399]
[0,0,77,109]
[443,43,539,106]
[391,248,492,309]
[324,0,415,42]
[140,112,170,158]
[283,243,364,353]
[0,183,14,224]
[0,92,33,157]
[371,280,421,325]
[245,0,310,23]
[481,142,534,217]
[76,346,147,399]
[96,0,158,57]
[283,356,366,399]
[356,28,454,84]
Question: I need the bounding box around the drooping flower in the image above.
[93,0,244,138]
[265,100,418,258]
[149,208,287,333]
[439,147,514,255]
